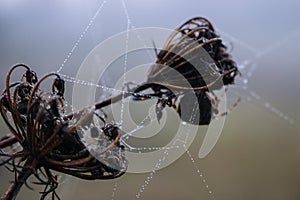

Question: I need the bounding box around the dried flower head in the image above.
[0,64,127,200]
[130,17,240,124]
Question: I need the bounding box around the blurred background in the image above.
[0,0,300,199]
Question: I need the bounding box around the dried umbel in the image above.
[0,64,127,200]
[130,17,240,125]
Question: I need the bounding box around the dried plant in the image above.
[0,17,239,200]
[0,64,126,200]
[130,17,240,124]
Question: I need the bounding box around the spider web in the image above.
[51,0,300,199]
[1,0,298,199]
[55,1,216,198]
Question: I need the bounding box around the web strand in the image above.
[119,0,131,127]
[56,0,107,73]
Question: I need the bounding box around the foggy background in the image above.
[0,0,300,199]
